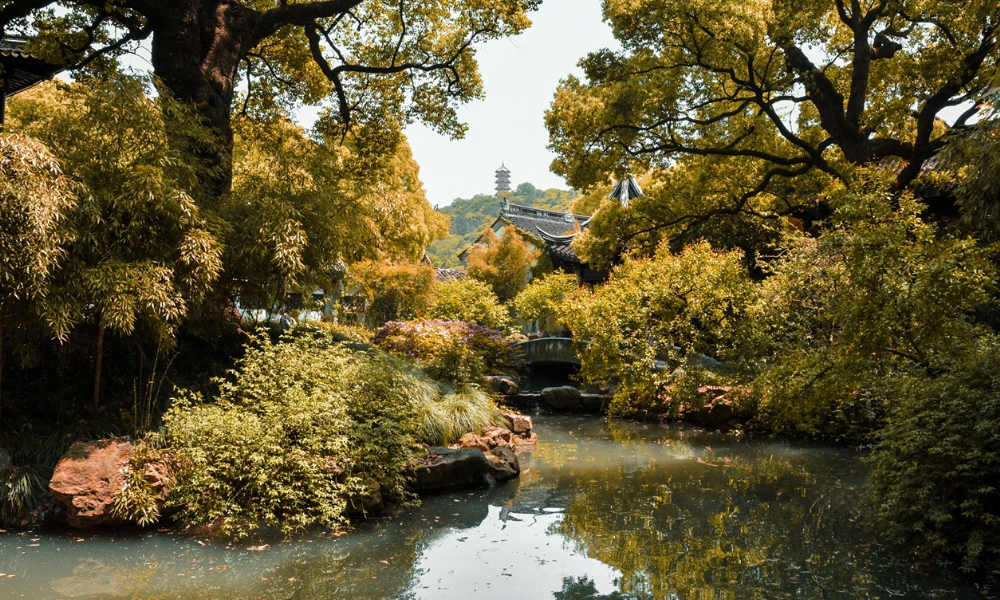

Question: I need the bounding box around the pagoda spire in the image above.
[495,163,511,197]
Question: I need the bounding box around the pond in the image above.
[0,415,987,599]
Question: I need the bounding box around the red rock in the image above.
[49,439,133,528]
[457,433,491,453]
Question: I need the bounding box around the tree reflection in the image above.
[554,575,644,599]
[548,421,965,600]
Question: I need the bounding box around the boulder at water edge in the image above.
[49,439,171,528]
[410,447,520,495]
[486,376,519,396]
[541,386,582,410]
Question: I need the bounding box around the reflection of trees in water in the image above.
[553,436,957,600]
[554,575,647,600]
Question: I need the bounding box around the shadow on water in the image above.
[0,415,989,599]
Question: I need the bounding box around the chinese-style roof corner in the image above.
[1,38,62,96]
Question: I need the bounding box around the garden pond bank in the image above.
[0,414,988,599]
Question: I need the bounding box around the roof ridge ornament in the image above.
[609,174,643,207]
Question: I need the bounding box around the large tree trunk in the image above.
[146,0,257,200]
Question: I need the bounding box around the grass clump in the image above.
[417,386,509,446]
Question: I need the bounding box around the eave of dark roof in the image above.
[1,40,62,96]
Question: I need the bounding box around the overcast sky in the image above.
[404,0,617,206]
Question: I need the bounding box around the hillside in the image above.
[426,182,580,267]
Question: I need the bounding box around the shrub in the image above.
[373,320,523,386]
[867,337,1000,576]
[161,327,433,538]
[428,278,512,332]
[559,240,756,414]
[512,271,578,328]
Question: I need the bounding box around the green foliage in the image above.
[416,386,509,446]
[513,271,578,325]
[162,328,430,538]
[466,227,539,303]
[428,278,512,331]
[0,132,76,380]
[749,170,997,439]
[0,463,48,524]
[346,259,438,328]
[110,440,164,527]
[867,336,1000,576]
[373,319,523,386]
[547,0,1000,267]
[226,118,447,311]
[560,241,755,415]
[11,76,223,346]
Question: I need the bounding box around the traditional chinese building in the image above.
[459,165,610,285]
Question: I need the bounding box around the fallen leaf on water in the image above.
[247,545,270,552]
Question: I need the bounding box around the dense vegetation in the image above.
[544,0,1000,581]
[1,0,999,584]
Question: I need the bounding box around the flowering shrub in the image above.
[374,320,523,386]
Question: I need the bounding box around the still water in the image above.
[0,415,987,599]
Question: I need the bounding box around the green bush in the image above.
[427,278,512,332]
[373,319,523,386]
[161,327,433,538]
[867,337,1000,576]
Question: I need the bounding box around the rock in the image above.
[457,432,491,453]
[512,431,538,452]
[49,439,171,528]
[486,376,519,396]
[346,479,383,517]
[410,447,519,495]
[541,386,582,410]
[486,445,519,481]
[505,413,533,436]
[0,447,11,471]
[482,426,513,447]
[580,393,608,413]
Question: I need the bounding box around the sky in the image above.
[403,0,618,206]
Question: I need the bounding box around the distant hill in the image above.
[426,183,580,267]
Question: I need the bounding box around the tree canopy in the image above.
[2,0,540,195]
[547,0,1000,255]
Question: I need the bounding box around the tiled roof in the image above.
[435,268,467,282]
[1,39,61,96]
[501,203,588,240]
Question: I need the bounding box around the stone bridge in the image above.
[517,337,584,366]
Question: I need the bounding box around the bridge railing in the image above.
[517,337,587,365]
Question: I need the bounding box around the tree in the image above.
[547,0,1000,246]
[10,76,224,409]
[428,278,511,331]
[3,0,540,197]
[223,113,447,311]
[466,227,539,303]
[0,132,75,429]
[512,271,577,329]
[346,259,437,328]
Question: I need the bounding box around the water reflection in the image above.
[0,416,985,599]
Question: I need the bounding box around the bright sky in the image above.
[404,0,618,206]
